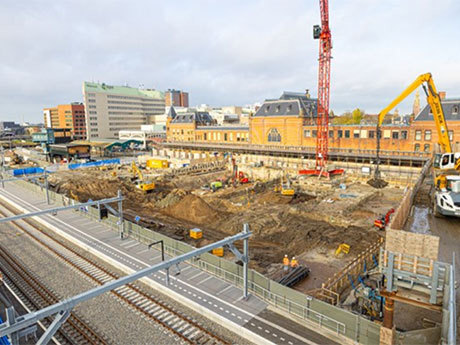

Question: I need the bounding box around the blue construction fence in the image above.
[0,316,10,345]
[68,159,121,170]
[12,167,45,176]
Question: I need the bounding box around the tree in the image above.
[352,108,364,124]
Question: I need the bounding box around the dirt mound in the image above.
[163,194,221,225]
[367,178,388,189]
[156,189,187,208]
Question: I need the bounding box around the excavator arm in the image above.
[372,73,451,184]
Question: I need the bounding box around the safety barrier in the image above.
[8,179,387,344]
[68,158,121,170]
[320,238,384,303]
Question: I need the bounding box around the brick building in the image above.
[43,103,86,140]
[165,89,189,107]
[165,91,460,153]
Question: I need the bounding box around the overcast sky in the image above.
[1,0,459,123]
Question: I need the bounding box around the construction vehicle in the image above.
[371,73,460,217]
[230,157,249,185]
[374,208,395,230]
[210,181,223,192]
[335,243,350,256]
[131,161,155,193]
[275,172,295,196]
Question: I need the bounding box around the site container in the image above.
[146,159,169,169]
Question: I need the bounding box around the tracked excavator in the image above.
[369,73,460,217]
[131,161,155,193]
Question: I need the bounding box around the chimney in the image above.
[439,91,446,100]
[305,89,311,99]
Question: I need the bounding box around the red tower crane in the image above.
[300,0,343,178]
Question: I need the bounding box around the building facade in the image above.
[165,89,189,107]
[43,103,86,140]
[83,82,165,140]
[165,91,460,153]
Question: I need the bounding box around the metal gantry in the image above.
[0,225,252,344]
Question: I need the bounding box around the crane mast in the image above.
[316,0,332,172]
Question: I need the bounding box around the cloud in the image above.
[0,0,459,122]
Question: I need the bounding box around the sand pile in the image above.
[163,194,221,225]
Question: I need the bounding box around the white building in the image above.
[83,82,165,140]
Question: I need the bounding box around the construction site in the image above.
[0,1,459,345]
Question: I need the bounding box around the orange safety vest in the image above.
[283,257,290,266]
[291,259,298,268]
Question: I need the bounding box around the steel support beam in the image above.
[36,309,71,345]
[0,227,252,337]
[0,195,123,223]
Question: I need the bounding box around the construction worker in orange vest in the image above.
[291,257,299,268]
[283,254,290,272]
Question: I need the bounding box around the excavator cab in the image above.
[434,152,460,170]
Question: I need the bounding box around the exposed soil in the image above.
[46,165,403,283]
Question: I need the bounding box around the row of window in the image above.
[301,128,453,142]
[107,95,162,102]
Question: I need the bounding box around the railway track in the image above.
[0,201,230,345]
[0,244,109,345]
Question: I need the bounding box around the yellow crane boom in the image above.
[373,73,451,182]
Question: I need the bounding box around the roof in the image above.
[171,111,214,125]
[415,98,460,122]
[196,126,249,131]
[253,91,317,118]
[167,106,177,119]
[83,81,164,100]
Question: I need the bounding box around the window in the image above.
[369,131,375,139]
[224,133,228,141]
[181,129,184,135]
[424,130,432,141]
[338,130,343,138]
[360,130,368,139]
[287,105,292,112]
[414,143,420,151]
[353,130,360,138]
[345,130,350,138]
[304,130,311,138]
[276,105,280,113]
[401,130,408,139]
[265,106,270,113]
[329,130,333,138]
[415,130,422,140]
[424,144,430,152]
[383,130,391,139]
[312,130,317,138]
[392,131,399,139]
[267,128,281,142]
[230,133,233,141]
[449,130,454,141]
[453,105,459,115]
[204,133,207,140]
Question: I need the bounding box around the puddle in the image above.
[409,207,431,234]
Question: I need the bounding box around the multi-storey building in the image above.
[166,90,460,153]
[165,89,189,107]
[83,82,165,140]
[43,103,86,140]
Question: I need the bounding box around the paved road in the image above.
[0,182,340,345]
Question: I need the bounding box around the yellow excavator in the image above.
[371,73,460,217]
[131,161,155,193]
[274,172,295,196]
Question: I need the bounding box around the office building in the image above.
[43,103,86,140]
[82,82,165,140]
[165,89,189,107]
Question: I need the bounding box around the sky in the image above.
[1,0,460,123]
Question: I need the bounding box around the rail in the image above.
[11,178,385,344]
[163,141,431,159]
